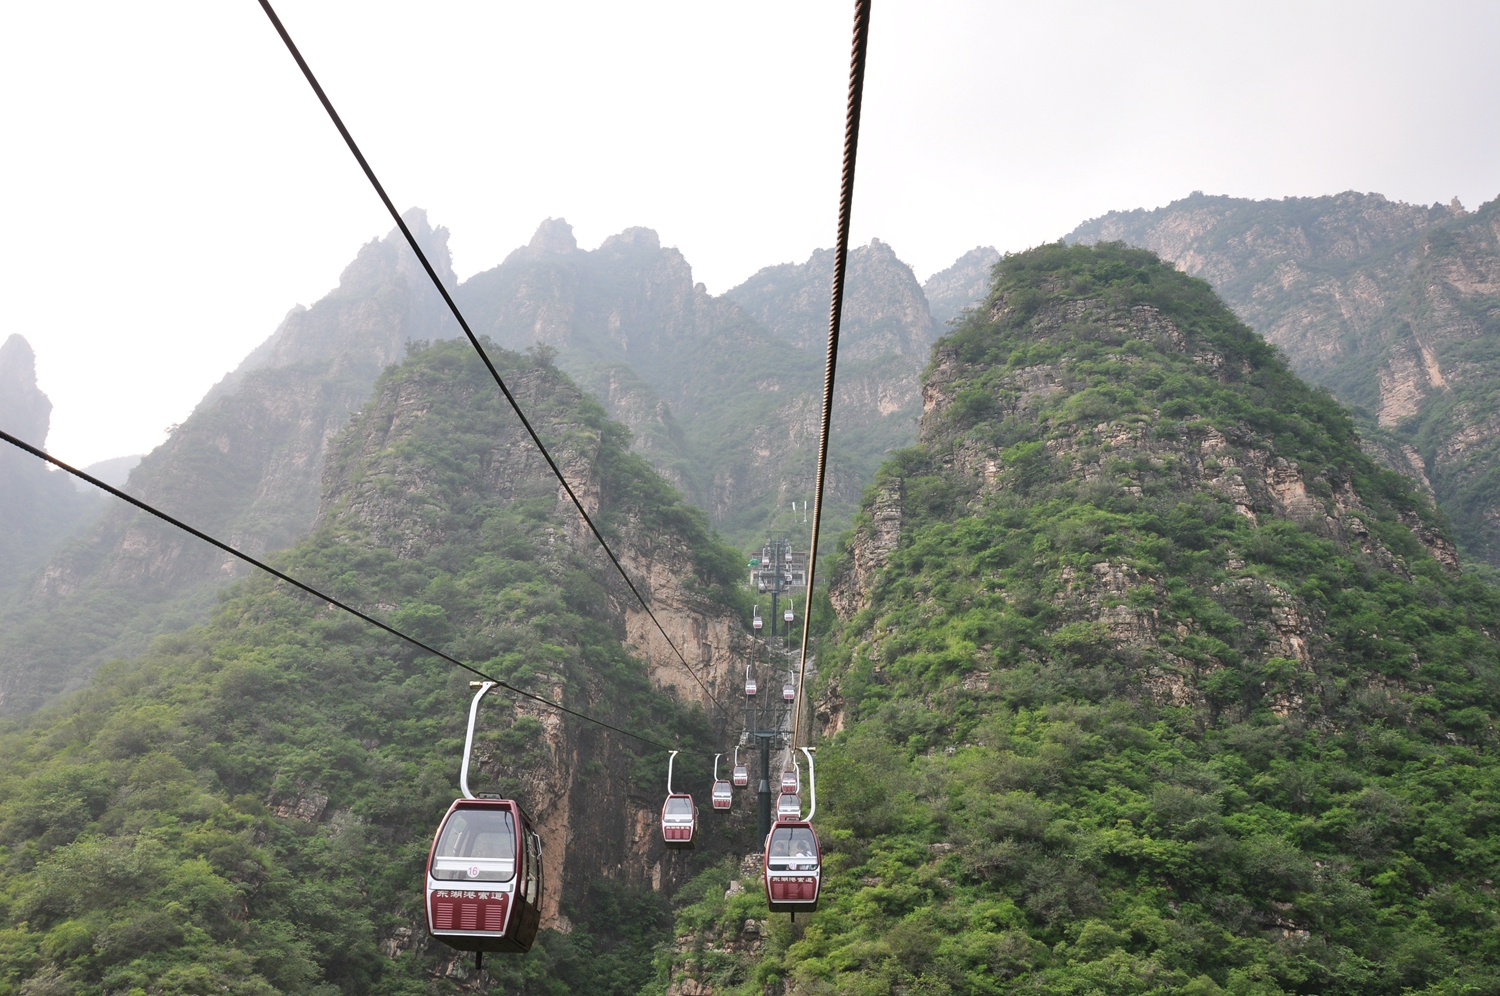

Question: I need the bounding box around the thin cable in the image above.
[253,0,726,720]
[0,429,688,753]
[793,0,872,751]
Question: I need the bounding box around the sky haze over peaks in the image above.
[3,0,1497,467]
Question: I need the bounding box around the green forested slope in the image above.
[661,244,1500,995]
[1070,193,1500,568]
[0,213,457,717]
[0,341,744,996]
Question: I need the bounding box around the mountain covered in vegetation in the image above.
[1069,192,1500,569]
[0,214,458,715]
[6,230,1500,996]
[0,214,990,717]
[658,243,1500,996]
[0,339,772,996]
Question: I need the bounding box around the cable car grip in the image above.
[801,746,817,822]
[461,680,496,800]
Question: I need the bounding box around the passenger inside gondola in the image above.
[431,809,517,881]
[767,826,818,870]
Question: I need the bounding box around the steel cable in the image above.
[254,0,727,720]
[792,0,872,751]
[0,429,690,753]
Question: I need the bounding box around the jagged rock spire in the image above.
[0,334,51,449]
[529,217,579,255]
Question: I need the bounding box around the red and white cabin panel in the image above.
[661,793,698,849]
[764,820,821,913]
[425,799,543,954]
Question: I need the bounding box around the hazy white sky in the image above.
[3,1,1497,467]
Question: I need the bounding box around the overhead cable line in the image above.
[0,428,690,754]
[792,0,872,752]
[253,0,727,721]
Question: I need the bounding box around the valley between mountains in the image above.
[3,199,1500,996]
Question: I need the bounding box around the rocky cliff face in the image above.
[1069,191,1500,565]
[0,335,98,600]
[0,334,51,449]
[725,238,937,359]
[457,222,955,550]
[831,245,1462,725]
[313,342,755,937]
[0,211,454,714]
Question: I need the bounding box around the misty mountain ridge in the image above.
[6,238,1498,996]
[0,213,995,715]
[0,335,101,599]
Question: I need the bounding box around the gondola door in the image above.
[519,815,543,940]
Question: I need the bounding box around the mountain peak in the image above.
[528,217,578,254]
[599,227,662,253]
[725,238,933,358]
[0,333,50,448]
[923,245,1000,327]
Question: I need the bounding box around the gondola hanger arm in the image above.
[801,746,817,822]
[461,681,496,799]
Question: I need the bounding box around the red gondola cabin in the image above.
[661,793,698,849]
[426,798,543,954]
[764,820,821,912]
[712,779,733,810]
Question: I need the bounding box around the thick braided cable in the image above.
[0,429,688,752]
[792,0,872,751]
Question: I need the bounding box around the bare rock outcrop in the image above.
[0,334,99,646]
